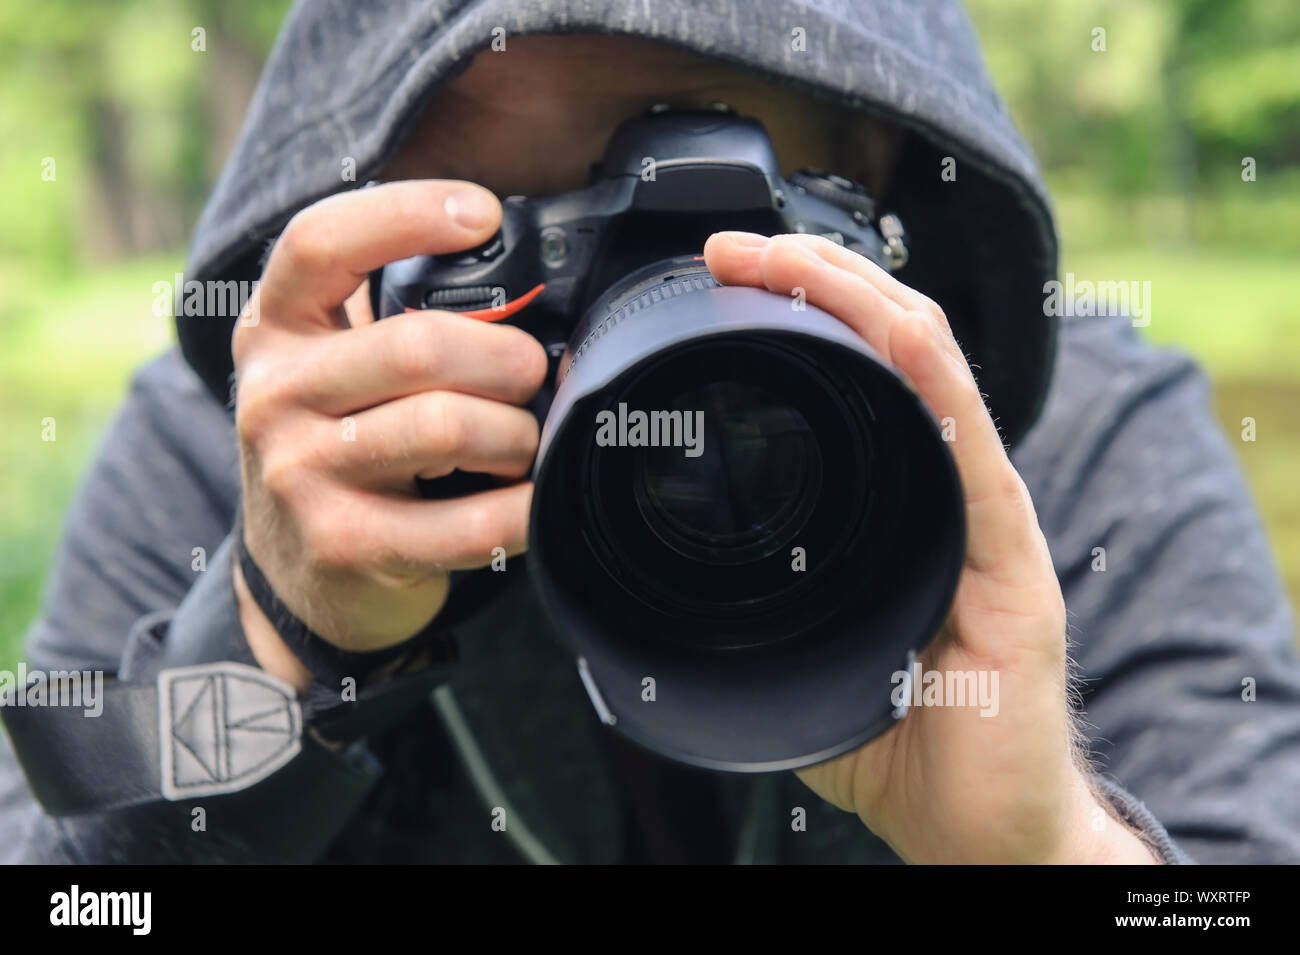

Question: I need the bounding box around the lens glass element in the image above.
[635,381,822,565]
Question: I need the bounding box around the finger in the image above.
[888,312,1036,573]
[703,230,770,287]
[708,229,933,311]
[707,231,967,366]
[260,180,502,327]
[354,481,534,572]
[770,233,977,373]
[756,235,909,359]
[323,390,539,489]
[767,232,941,318]
[294,310,549,414]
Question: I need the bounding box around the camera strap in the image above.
[3,660,304,814]
[3,650,460,817]
[2,521,471,817]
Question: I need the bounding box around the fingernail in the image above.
[444,188,497,230]
[717,231,770,248]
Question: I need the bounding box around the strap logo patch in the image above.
[158,663,302,800]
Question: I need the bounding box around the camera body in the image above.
[376,105,907,350]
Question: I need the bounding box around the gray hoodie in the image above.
[3,0,1298,863]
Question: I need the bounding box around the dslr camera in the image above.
[376,106,964,771]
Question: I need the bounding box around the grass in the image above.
[1063,246,1300,380]
[0,241,1297,672]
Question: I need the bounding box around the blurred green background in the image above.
[0,0,1297,670]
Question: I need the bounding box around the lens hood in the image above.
[529,261,966,771]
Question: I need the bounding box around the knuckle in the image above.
[234,361,301,444]
[766,233,804,257]
[256,444,305,502]
[999,471,1044,542]
[386,196,435,239]
[415,391,465,458]
[801,232,840,256]
[760,236,811,283]
[456,503,501,559]
[234,369,278,444]
[283,346,330,409]
[230,292,264,363]
[275,210,336,276]
[388,313,443,380]
[922,298,947,325]
[909,300,948,331]
[234,397,265,446]
[995,466,1030,507]
[300,511,357,573]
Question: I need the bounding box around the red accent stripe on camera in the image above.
[403,282,547,321]
[465,283,546,321]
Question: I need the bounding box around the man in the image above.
[3,1,1298,864]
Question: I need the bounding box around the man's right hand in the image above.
[230,180,548,691]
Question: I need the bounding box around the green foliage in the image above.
[965,0,1300,191]
[1174,0,1300,157]
[0,0,292,266]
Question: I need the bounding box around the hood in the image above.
[179,0,1057,446]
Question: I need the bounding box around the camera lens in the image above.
[636,381,822,566]
[529,257,965,771]
[582,338,865,631]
